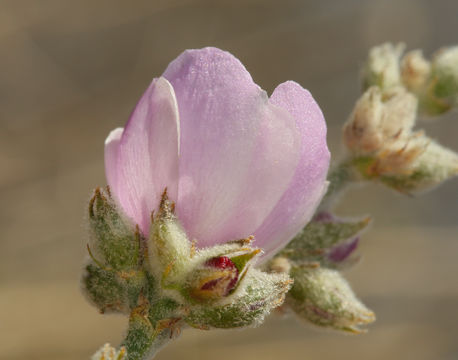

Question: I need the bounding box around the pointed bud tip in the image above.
[156,187,176,220]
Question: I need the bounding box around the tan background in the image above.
[1,0,457,359]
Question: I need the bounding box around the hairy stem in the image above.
[120,278,181,360]
[321,158,358,209]
[122,315,172,360]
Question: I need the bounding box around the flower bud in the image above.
[432,46,458,101]
[88,187,141,271]
[343,85,458,193]
[287,266,375,333]
[185,269,292,329]
[278,212,369,269]
[343,87,385,153]
[401,50,431,93]
[148,190,191,281]
[92,343,127,360]
[379,140,458,193]
[362,43,405,91]
[186,249,260,302]
[343,86,418,155]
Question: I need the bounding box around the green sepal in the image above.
[82,262,147,314]
[229,250,259,273]
[287,266,375,333]
[148,190,191,282]
[82,263,129,314]
[184,269,291,329]
[88,187,142,271]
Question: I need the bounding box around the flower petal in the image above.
[104,127,124,196]
[254,81,330,259]
[111,77,180,235]
[163,48,301,247]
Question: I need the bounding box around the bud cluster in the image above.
[363,42,458,115]
[343,84,458,194]
[83,189,291,359]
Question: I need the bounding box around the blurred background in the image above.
[1,0,457,359]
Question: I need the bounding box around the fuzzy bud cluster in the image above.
[343,86,458,193]
[363,42,458,115]
[83,190,292,360]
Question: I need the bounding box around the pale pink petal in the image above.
[112,77,180,235]
[104,127,123,196]
[163,48,301,247]
[254,81,330,259]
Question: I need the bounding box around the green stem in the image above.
[321,158,358,209]
[121,294,181,360]
[122,315,172,360]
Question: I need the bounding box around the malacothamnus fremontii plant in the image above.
[84,45,457,360]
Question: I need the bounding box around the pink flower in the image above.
[104,47,330,259]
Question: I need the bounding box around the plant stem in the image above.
[321,158,358,209]
[121,314,173,360]
[120,292,181,360]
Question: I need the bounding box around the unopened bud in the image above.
[185,269,292,329]
[342,86,458,192]
[186,249,260,302]
[148,190,191,280]
[380,140,458,193]
[344,86,418,155]
[188,256,238,301]
[287,266,375,333]
[430,46,458,111]
[363,43,405,90]
[401,50,431,93]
